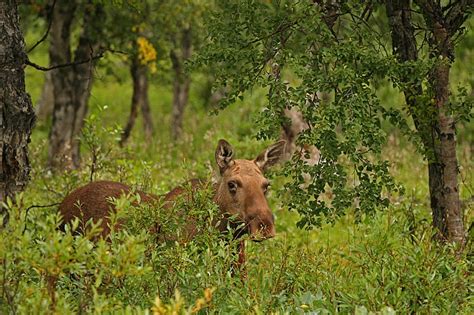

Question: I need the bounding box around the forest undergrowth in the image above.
[0,29,472,314]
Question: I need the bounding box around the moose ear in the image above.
[254,140,286,171]
[215,139,235,174]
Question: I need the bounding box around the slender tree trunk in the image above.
[428,26,464,245]
[386,0,430,147]
[170,28,192,141]
[171,74,191,141]
[120,57,154,146]
[120,68,140,146]
[281,107,320,164]
[35,71,54,120]
[270,57,320,164]
[141,85,154,143]
[48,2,104,169]
[69,4,104,167]
[0,1,36,218]
[47,1,76,169]
[386,1,465,245]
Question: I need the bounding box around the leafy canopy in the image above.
[196,1,471,228]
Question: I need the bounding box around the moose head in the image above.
[214,139,286,241]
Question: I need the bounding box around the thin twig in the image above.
[27,0,57,54]
[23,202,61,234]
[241,21,298,50]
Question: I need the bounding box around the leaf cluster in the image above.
[196,0,472,227]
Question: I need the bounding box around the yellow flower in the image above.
[204,287,213,302]
[137,37,157,66]
[191,298,206,313]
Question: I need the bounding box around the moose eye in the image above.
[227,181,238,194]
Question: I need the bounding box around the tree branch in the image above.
[312,0,344,43]
[414,0,442,24]
[25,50,105,71]
[445,0,472,34]
[415,0,472,36]
[27,0,57,54]
[26,47,128,73]
[23,202,61,234]
[241,21,298,50]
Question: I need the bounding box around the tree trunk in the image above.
[120,57,154,146]
[386,0,430,147]
[281,107,320,165]
[141,87,154,143]
[0,1,36,218]
[428,25,464,245]
[170,28,192,141]
[270,58,320,164]
[47,1,76,169]
[35,71,54,120]
[48,2,104,169]
[386,1,465,246]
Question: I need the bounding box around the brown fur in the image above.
[59,180,158,237]
[58,140,286,266]
[214,159,276,240]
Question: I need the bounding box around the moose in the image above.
[59,139,286,271]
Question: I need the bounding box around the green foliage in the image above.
[197,1,473,229]
[0,182,232,313]
[2,185,472,313]
[198,2,401,226]
[8,1,473,313]
[2,98,473,313]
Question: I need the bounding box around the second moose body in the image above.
[59,139,286,269]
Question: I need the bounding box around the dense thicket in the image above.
[198,0,472,245]
[0,0,471,313]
